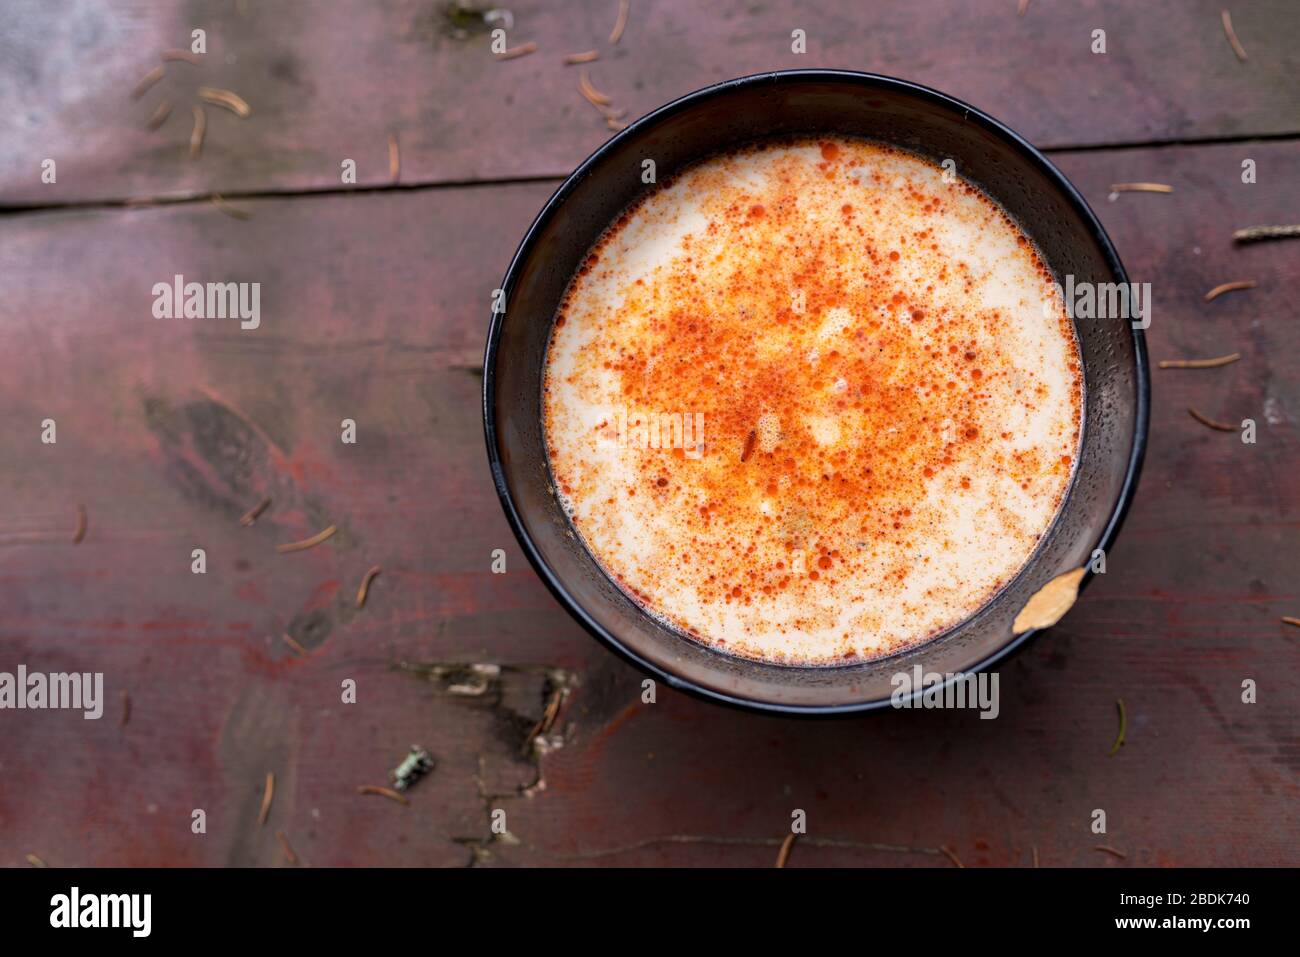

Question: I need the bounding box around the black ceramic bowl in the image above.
[483,70,1148,714]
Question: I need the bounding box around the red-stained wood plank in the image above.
[0,184,562,866]
[2,0,1297,206]
[0,140,1297,867]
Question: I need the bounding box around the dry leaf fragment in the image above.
[1158,352,1240,370]
[578,69,612,106]
[1233,224,1300,243]
[276,830,298,864]
[239,496,271,526]
[496,41,537,61]
[146,99,173,130]
[592,103,626,121]
[258,772,274,827]
[609,0,630,43]
[198,86,252,118]
[189,105,206,159]
[1188,407,1237,432]
[1204,280,1256,301]
[356,564,382,608]
[523,687,566,755]
[1108,698,1127,756]
[357,785,409,805]
[276,524,337,553]
[1109,182,1173,194]
[130,65,165,100]
[1221,10,1248,61]
[775,833,797,868]
[281,632,309,656]
[1012,567,1086,634]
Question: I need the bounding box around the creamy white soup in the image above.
[544,137,1082,664]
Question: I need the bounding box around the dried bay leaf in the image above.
[1012,566,1086,635]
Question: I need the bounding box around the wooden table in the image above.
[1,0,1296,867]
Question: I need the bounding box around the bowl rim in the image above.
[482,69,1151,715]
